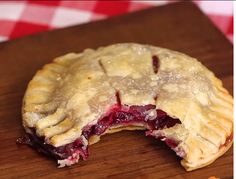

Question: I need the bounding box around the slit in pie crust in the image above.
[18,43,233,171]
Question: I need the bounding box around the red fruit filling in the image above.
[17,104,182,165]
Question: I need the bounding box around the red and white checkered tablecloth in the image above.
[0,1,233,43]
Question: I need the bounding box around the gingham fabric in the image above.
[0,1,233,43]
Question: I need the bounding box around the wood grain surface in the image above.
[0,2,233,179]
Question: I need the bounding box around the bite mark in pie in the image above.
[18,43,233,171]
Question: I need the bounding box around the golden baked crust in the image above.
[22,43,233,171]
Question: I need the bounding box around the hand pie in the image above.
[18,43,233,171]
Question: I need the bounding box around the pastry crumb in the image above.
[208,176,220,179]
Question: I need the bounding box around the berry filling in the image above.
[17,104,182,166]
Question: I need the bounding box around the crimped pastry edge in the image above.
[181,139,233,171]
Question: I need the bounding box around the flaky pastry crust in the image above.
[22,43,233,171]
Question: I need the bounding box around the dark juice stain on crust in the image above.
[16,129,89,160]
[17,104,181,164]
[17,129,63,160]
[152,55,160,74]
[155,135,180,149]
[220,133,233,148]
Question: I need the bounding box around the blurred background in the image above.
[0,0,233,42]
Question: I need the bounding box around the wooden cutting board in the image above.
[0,2,233,179]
